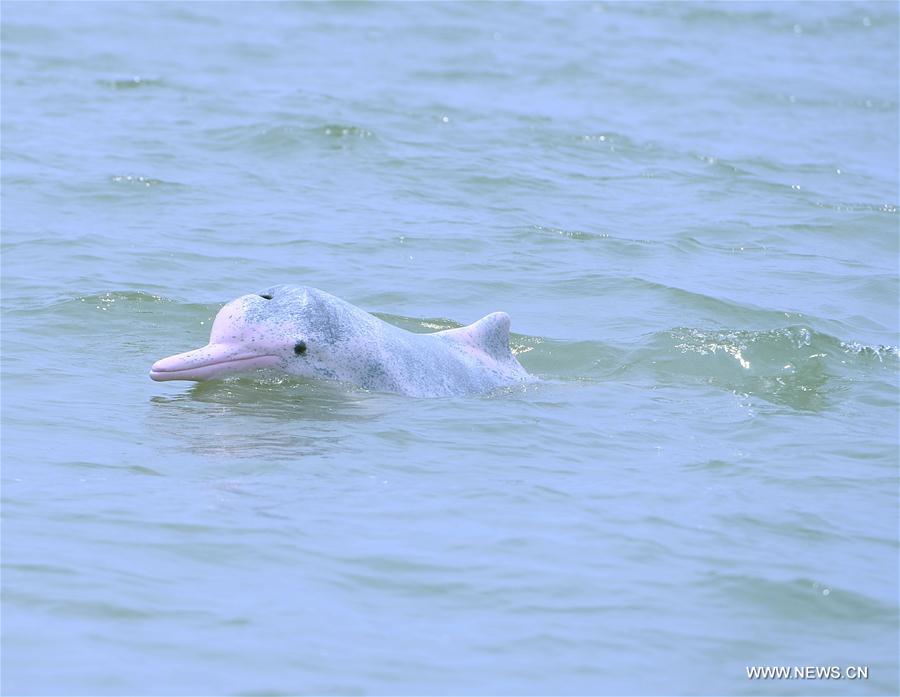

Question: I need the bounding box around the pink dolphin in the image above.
[150,285,531,397]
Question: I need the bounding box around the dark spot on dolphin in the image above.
[294,341,307,355]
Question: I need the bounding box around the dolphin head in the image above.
[149,285,358,382]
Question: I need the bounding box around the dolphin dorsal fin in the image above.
[438,311,513,361]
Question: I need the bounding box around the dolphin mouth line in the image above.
[149,354,280,382]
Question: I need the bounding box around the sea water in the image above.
[1,2,898,695]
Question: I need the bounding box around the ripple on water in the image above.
[98,76,166,90]
[204,122,376,155]
[637,325,896,410]
[703,573,895,625]
[108,174,184,189]
[515,323,897,412]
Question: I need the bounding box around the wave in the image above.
[9,292,896,412]
[204,122,376,155]
[537,325,897,411]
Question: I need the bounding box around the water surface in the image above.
[2,2,898,695]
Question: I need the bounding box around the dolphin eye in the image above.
[259,294,273,300]
[294,341,307,356]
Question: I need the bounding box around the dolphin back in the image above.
[436,312,517,363]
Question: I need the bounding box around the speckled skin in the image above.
[150,285,532,397]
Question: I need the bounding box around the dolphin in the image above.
[150,285,532,397]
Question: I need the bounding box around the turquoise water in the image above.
[2,1,898,695]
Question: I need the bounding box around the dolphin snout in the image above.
[149,343,279,382]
